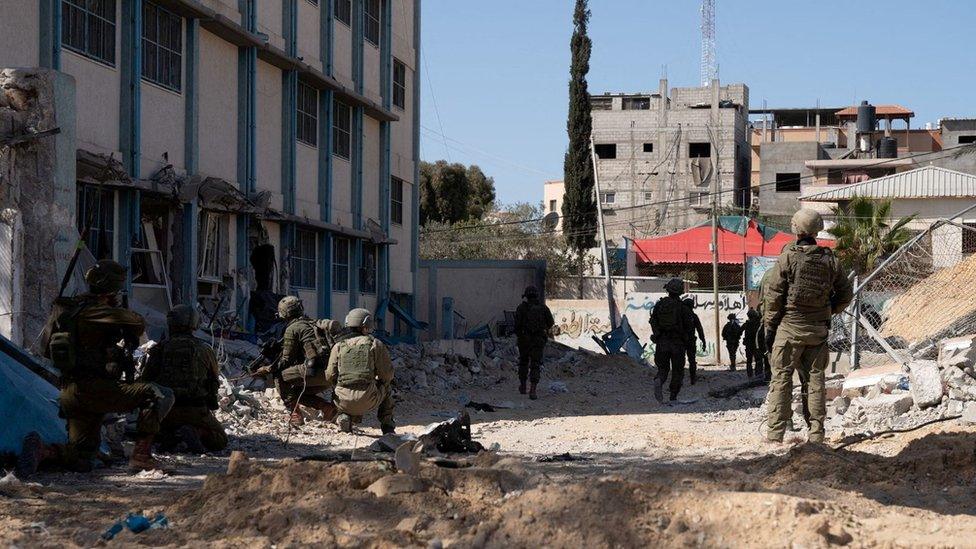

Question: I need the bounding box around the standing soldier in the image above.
[139,304,227,453]
[681,298,706,385]
[514,286,555,400]
[755,269,774,382]
[742,308,762,377]
[721,314,743,371]
[651,278,689,403]
[276,296,337,427]
[327,308,396,434]
[19,260,175,475]
[765,209,852,444]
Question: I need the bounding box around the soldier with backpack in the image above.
[275,296,338,427]
[514,286,555,400]
[651,278,690,403]
[327,308,396,434]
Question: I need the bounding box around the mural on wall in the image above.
[550,293,749,355]
[745,256,778,290]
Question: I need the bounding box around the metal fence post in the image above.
[851,275,860,370]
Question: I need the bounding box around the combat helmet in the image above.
[522,286,539,299]
[167,304,200,332]
[345,308,373,330]
[85,260,126,295]
[663,278,684,295]
[791,208,824,236]
[277,296,304,320]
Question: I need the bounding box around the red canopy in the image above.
[632,219,834,265]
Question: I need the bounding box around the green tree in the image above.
[561,0,597,252]
[465,165,496,220]
[826,196,915,276]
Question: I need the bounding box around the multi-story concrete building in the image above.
[750,103,976,223]
[587,79,751,245]
[543,179,564,233]
[0,0,421,339]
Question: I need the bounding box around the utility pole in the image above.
[589,137,618,330]
[709,79,722,367]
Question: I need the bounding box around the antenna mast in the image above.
[700,0,717,86]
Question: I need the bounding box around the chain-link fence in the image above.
[828,218,976,371]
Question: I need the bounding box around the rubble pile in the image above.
[826,334,976,436]
[390,338,588,395]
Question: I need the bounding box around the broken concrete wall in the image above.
[0,68,76,347]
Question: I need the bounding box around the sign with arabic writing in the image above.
[745,256,778,291]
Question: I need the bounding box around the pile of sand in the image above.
[881,253,976,345]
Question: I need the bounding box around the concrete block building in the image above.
[0,0,421,340]
[588,79,751,245]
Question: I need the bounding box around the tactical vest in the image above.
[787,247,835,310]
[520,302,549,337]
[654,297,682,333]
[334,336,375,388]
[154,335,212,406]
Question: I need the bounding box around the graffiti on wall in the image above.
[554,308,612,339]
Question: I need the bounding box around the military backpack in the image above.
[334,335,376,388]
[46,296,90,379]
[654,296,683,333]
[787,247,835,309]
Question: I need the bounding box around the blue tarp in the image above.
[0,344,65,454]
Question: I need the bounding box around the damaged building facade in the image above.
[0,0,421,343]
[588,79,751,244]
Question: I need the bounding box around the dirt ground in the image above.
[4,354,976,548]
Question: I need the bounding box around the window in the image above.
[142,2,182,91]
[644,192,653,201]
[960,135,976,144]
[306,0,319,5]
[77,185,115,260]
[198,212,225,280]
[601,192,615,204]
[689,142,711,158]
[549,199,557,212]
[360,243,377,293]
[334,0,351,25]
[332,237,350,291]
[775,172,802,192]
[963,223,976,254]
[603,209,616,216]
[392,59,406,110]
[62,0,116,65]
[332,99,351,159]
[643,143,654,153]
[289,229,317,289]
[622,97,650,110]
[297,81,318,146]
[594,143,617,159]
[590,97,612,111]
[391,176,404,225]
[689,191,709,207]
[364,0,380,46]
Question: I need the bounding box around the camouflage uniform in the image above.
[764,210,852,443]
[139,306,227,452]
[40,261,173,471]
[514,287,555,399]
[681,299,706,385]
[326,328,395,432]
[651,279,690,402]
[274,297,335,423]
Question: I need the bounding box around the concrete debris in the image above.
[908,360,944,409]
[366,474,429,497]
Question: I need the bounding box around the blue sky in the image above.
[419,0,976,206]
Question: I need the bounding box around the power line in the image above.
[421,142,976,235]
[419,126,552,176]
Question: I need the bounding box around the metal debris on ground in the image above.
[536,453,592,463]
[101,513,169,541]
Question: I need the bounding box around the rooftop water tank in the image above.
[856,100,876,133]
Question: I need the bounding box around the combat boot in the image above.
[529,383,538,400]
[381,422,396,435]
[175,425,206,454]
[653,378,664,404]
[289,410,305,427]
[304,395,338,422]
[337,413,353,433]
[128,436,161,472]
[518,379,527,395]
[16,431,56,478]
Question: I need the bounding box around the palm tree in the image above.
[826,196,915,276]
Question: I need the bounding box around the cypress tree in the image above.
[562,0,597,251]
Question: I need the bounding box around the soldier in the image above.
[721,314,743,371]
[681,298,706,385]
[755,270,774,382]
[764,209,852,444]
[19,260,174,475]
[742,308,761,378]
[276,296,337,427]
[514,286,555,400]
[650,278,689,403]
[326,308,396,434]
[139,304,227,453]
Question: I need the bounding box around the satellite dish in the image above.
[541,212,559,232]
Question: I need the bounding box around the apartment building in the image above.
[0,0,421,338]
[588,79,751,245]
